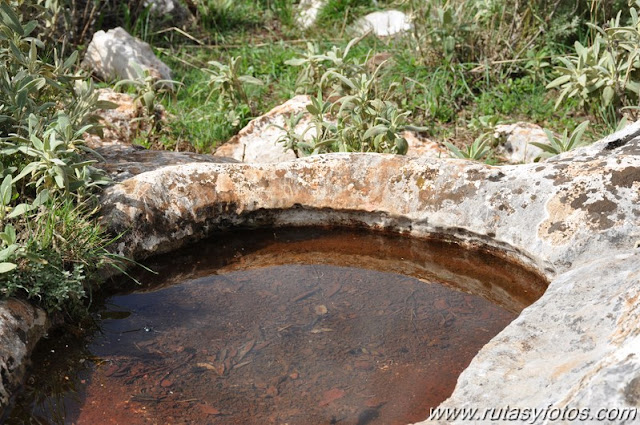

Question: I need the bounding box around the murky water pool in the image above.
[5,228,547,425]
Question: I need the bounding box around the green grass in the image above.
[140,0,624,156]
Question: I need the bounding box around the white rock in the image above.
[144,0,177,14]
[82,27,173,86]
[295,0,326,30]
[354,10,412,37]
[495,122,549,163]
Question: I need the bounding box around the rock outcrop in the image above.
[213,96,307,163]
[214,96,440,162]
[295,0,326,29]
[98,121,640,424]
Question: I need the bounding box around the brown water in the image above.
[5,227,547,425]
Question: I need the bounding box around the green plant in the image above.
[285,36,366,94]
[444,137,491,161]
[316,0,373,27]
[0,2,121,313]
[523,47,552,84]
[114,64,179,146]
[467,114,504,144]
[547,3,640,117]
[192,0,261,33]
[276,64,427,156]
[531,120,591,159]
[204,56,263,115]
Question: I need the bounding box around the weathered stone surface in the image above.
[94,145,238,182]
[101,131,640,272]
[495,122,548,164]
[415,252,640,424]
[0,300,48,419]
[354,10,412,37]
[295,0,325,29]
[82,27,173,85]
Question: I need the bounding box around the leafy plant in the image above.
[0,2,121,312]
[444,137,491,161]
[204,56,263,115]
[276,63,427,157]
[114,64,180,147]
[285,36,368,95]
[547,3,640,116]
[532,120,591,159]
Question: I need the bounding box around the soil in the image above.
[5,227,546,425]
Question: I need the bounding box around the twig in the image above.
[150,27,204,45]
[182,38,344,49]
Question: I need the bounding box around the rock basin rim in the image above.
[2,122,640,424]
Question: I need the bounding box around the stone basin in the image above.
[2,122,640,423]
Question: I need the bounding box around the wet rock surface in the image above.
[6,228,543,424]
[0,300,48,419]
[99,123,640,422]
[418,252,640,424]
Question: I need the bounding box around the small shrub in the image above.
[285,36,367,95]
[548,2,640,121]
[445,138,491,161]
[0,2,120,313]
[276,63,427,156]
[204,56,264,115]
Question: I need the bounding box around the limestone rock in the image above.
[213,96,310,163]
[5,120,640,419]
[495,122,549,164]
[101,128,640,272]
[295,0,325,29]
[214,96,436,162]
[402,131,447,159]
[95,145,238,182]
[144,0,179,15]
[354,10,412,38]
[0,300,48,418]
[82,27,173,85]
